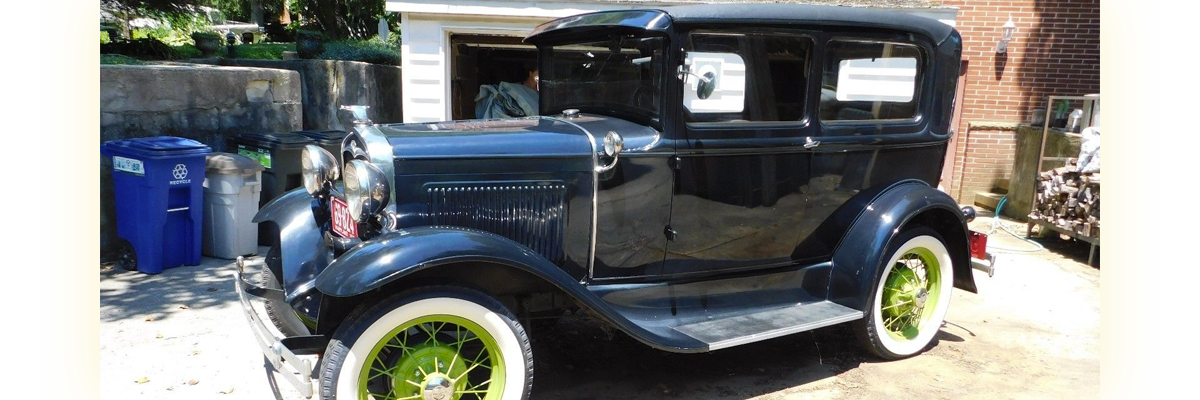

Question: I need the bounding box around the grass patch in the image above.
[101,54,145,65]
[165,43,295,60]
[236,43,295,60]
[319,38,400,65]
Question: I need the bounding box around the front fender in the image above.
[252,188,330,303]
[828,180,976,310]
[314,226,579,297]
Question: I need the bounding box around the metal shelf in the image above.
[1026,219,1100,265]
[1029,94,1100,265]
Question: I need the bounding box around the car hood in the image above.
[377,116,593,161]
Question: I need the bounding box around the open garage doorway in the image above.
[450,34,538,120]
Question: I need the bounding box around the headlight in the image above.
[343,159,390,222]
[301,145,339,195]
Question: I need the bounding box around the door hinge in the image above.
[664,225,679,241]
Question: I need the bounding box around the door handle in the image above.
[803,137,821,149]
[664,226,679,241]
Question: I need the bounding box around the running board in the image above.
[672,301,862,351]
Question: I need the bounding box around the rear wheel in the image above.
[319,286,533,400]
[856,227,955,359]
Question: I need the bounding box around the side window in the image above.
[684,32,812,124]
[820,40,922,121]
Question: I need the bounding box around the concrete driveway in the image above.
[99,213,1099,399]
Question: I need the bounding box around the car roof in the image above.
[527,4,955,45]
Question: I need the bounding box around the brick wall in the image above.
[937,0,1100,204]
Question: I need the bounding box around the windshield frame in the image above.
[537,32,671,129]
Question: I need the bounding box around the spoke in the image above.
[467,379,493,391]
[459,390,492,394]
[383,341,413,356]
[404,379,422,388]
[418,323,437,345]
[417,364,429,377]
[881,300,913,311]
[396,395,422,400]
[884,314,903,331]
[366,391,397,400]
[455,355,491,381]
[369,366,395,381]
[448,352,460,374]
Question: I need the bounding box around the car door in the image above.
[663,29,820,277]
[793,35,943,261]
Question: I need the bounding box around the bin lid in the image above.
[229,133,313,150]
[206,152,265,174]
[102,136,211,157]
[294,130,348,145]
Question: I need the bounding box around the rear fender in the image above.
[828,180,976,310]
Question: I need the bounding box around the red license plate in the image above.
[330,197,358,238]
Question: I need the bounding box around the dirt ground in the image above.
[99,214,1099,400]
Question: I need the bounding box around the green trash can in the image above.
[226,133,314,206]
[226,133,314,245]
[294,130,348,160]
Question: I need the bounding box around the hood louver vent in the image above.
[428,183,568,262]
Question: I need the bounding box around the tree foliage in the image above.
[290,0,395,40]
[101,0,198,15]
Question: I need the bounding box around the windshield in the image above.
[540,34,666,124]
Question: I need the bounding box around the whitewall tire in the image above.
[857,227,955,359]
[319,286,533,400]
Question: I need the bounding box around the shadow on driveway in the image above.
[99,250,259,323]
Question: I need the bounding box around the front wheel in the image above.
[258,250,311,337]
[856,227,955,360]
[319,286,533,400]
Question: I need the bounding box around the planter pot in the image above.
[193,37,221,58]
[296,35,324,59]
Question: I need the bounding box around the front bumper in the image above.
[234,257,326,398]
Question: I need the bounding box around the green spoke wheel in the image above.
[880,249,942,341]
[359,316,504,400]
[856,227,955,360]
[320,287,533,400]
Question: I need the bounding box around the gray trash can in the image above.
[202,152,265,259]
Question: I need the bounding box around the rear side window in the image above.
[684,32,812,124]
[820,40,922,121]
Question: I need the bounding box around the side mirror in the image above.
[682,51,745,113]
[696,71,716,100]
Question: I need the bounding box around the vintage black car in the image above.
[235,4,995,399]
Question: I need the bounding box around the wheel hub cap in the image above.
[393,343,468,400]
[913,288,929,308]
[422,373,454,400]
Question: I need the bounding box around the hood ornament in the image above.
[339,105,373,126]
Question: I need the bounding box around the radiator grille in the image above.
[428,183,568,261]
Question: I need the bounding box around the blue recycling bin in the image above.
[102,137,212,274]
